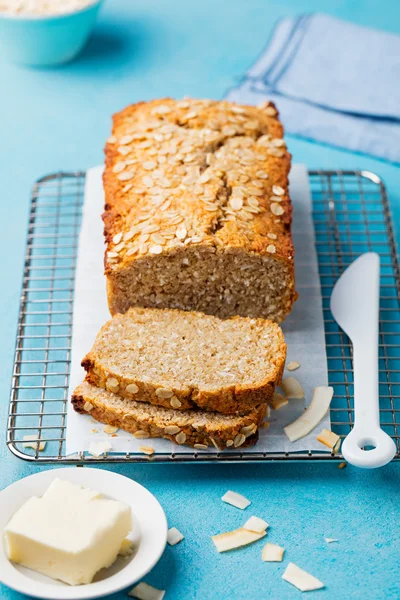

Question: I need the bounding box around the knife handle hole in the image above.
[358,438,377,451]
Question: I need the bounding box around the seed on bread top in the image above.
[103,98,293,271]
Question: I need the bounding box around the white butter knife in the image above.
[330,252,396,468]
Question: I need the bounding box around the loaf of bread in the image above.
[72,381,269,450]
[82,307,286,415]
[103,98,297,322]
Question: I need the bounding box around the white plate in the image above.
[0,467,167,599]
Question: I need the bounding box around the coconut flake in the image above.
[212,528,266,553]
[317,428,341,451]
[243,516,269,533]
[284,386,334,442]
[282,563,324,592]
[281,376,304,399]
[262,542,285,562]
[222,490,251,510]
[270,392,288,410]
[88,440,112,457]
[128,582,166,600]
[167,527,184,546]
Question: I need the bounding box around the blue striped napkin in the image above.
[226,14,400,163]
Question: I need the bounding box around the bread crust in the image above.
[81,307,287,415]
[72,381,268,450]
[103,98,297,322]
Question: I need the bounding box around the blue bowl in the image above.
[0,0,103,67]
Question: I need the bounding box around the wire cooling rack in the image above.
[7,170,400,463]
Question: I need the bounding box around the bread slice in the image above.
[72,381,269,450]
[103,98,297,323]
[82,307,286,414]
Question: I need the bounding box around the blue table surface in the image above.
[1,1,400,598]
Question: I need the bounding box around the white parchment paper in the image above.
[66,164,330,456]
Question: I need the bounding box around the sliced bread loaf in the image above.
[72,381,269,450]
[82,307,286,414]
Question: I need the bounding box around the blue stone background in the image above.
[1,1,399,598]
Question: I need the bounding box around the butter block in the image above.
[3,478,132,585]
